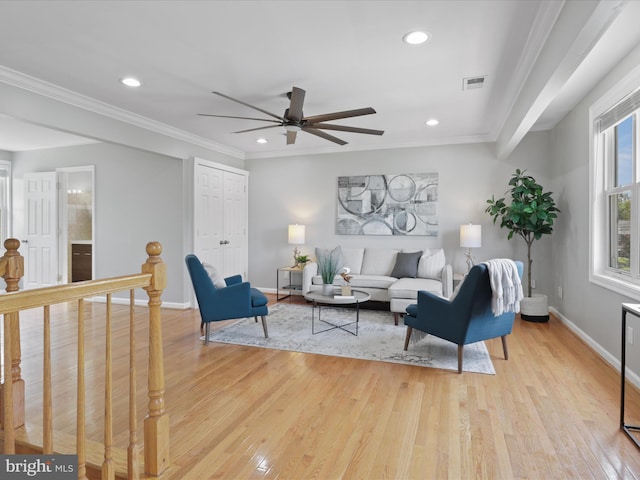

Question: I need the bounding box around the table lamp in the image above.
[460,223,481,273]
[288,224,305,267]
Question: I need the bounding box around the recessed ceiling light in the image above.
[403,31,429,45]
[426,119,439,126]
[256,138,268,144]
[120,77,142,87]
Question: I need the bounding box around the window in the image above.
[591,72,640,297]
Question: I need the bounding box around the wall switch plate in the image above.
[531,279,536,289]
[628,326,634,345]
[557,286,563,299]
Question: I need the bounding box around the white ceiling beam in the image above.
[496,0,627,160]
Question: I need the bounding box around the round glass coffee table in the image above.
[303,289,371,336]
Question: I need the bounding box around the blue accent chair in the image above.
[185,254,269,345]
[403,261,523,373]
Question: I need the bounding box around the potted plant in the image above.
[485,169,560,322]
[295,254,309,268]
[315,247,344,296]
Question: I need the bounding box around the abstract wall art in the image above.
[336,173,438,236]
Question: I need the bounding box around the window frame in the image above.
[590,66,640,299]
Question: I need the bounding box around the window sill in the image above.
[591,271,640,302]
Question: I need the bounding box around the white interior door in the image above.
[194,163,224,270]
[223,171,247,278]
[194,160,247,279]
[24,172,58,289]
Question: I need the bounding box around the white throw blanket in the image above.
[481,259,523,316]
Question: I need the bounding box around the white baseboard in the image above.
[550,306,640,389]
[90,295,190,310]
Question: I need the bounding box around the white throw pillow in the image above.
[340,247,365,274]
[360,248,400,276]
[417,248,445,279]
[202,262,226,289]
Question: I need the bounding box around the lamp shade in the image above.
[460,224,481,248]
[288,224,305,245]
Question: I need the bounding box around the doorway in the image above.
[24,166,95,288]
[58,166,94,283]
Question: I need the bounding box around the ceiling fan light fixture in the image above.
[120,77,142,87]
[403,31,429,45]
[285,124,301,133]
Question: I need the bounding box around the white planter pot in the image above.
[321,284,334,296]
[520,294,549,322]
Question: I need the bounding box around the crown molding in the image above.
[0,65,245,159]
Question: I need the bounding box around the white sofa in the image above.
[302,247,453,325]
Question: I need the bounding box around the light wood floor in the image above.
[12,294,640,479]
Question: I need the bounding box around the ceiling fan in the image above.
[198,87,384,145]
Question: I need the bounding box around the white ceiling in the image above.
[0,0,638,159]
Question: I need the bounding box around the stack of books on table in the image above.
[334,286,355,299]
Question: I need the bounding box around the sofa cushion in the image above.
[348,274,397,289]
[360,248,400,276]
[417,248,445,279]
[388,277,443,299]
[311,274,396,290]
[390,251,422,278]
[340,247,365,274]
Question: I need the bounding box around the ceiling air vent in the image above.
[462,76,486,90]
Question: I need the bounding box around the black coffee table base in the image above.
[311,303,360,336]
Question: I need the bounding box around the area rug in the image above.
[203,303,495,374]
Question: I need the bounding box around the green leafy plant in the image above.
[485,169,560,297]
[316,247,344,284]
[296,255,309,265]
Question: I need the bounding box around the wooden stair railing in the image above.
[0,238,25,431]
[0,240,169,479]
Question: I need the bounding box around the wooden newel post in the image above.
[141,241,169,476]
[0,238,25,431]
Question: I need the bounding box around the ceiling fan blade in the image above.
[309,123,384,136]
[302,127,347,146]
[212,91,284,121]
[286,130,297,145]
[233,124,282,134]
[198,113,281,124]
[303,107,376,124]
[287,87,306,122]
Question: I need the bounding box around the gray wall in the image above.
[245,132,555,300]
[549,41,640,377]
[12,142,186,305]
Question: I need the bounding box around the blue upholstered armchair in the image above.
[404,261,523,373]
[185,254,269,345]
